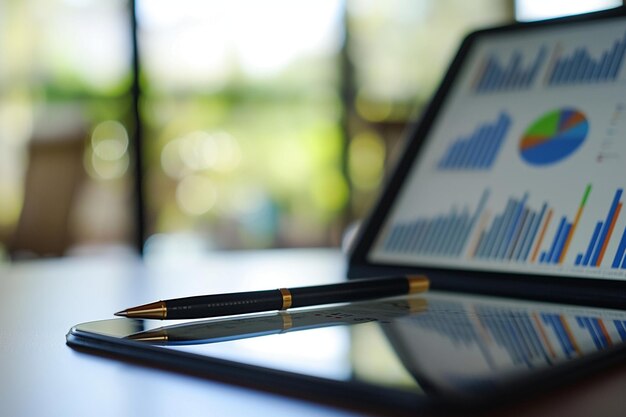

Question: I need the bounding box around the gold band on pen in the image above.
[407,275,430,294]
[279,288,293,310]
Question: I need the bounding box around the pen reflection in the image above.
[125,296,428,345]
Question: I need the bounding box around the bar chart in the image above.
[411,297,626,371]
[437,112,511,170]
[547,31,626,86]
[472,185,592,265]
[575,189,625,268]
[382,190,489,257]
[472,47,547,93]
[537,185,592,265]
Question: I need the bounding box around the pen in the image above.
[115,275,429,320]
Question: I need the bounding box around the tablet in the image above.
[67,290,626,414]
[348,8,626,306]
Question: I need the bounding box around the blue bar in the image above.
[473,230,488,258]
[528,46,547,87]
[438,212,458,255]
[611,226,626,268]
[593,52,609,81]
[609,38,626,78]
[602,43,618,79]
[486,114,511,167]
[519,313,546,359]
[611,38,625,76]
[498,193,529,259]
[588,54,603,82]
[550,60,563,84]
[481,57,496,91]
[425,216,443,254]
[489,66,502,92]
[446,213,466,256]
[573,51,588,82]
[423,218,442,253]
[576,57,590,84]
[433,214,454,255]
[575,253,583,266]
[415,219,433,253]
[390,225,404,252]
[545,217,567,264]
[479,215,503,258]
[540,252,547,263]
[451,142,467,169]
[489,199,517,259]
[476,206,501,258]
[582,54,596,81]
[553,57,567,84]
[582,222,603,266]
[437,210,461,255]
[601,43,616,79]
[406,220,424,253]
[552,222,571,264]
[513,211,535,261]
[578,317,602,349]
[502,52,521,88]
[437,214,457,254]
[399,223,414,252]
[508,208,530,260]
[521,203,547,262]
[593,319,610,348]
[564,50,581,83]
[465,126,489,168]
[476,124,498,168]
[543,314,574,357]
[614,320,626,341]
[591,189,623,266]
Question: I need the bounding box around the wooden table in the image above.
[2,248,626,417]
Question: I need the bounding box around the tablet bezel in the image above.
[347,7,626,308]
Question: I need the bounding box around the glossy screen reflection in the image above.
[71,291,626,401]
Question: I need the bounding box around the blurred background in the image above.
[0,0,621,261]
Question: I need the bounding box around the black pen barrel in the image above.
[289,277,409,308]
[166,289,283,319]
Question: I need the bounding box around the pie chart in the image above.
[519,108,589,166]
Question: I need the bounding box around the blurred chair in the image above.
[9,107,86,259]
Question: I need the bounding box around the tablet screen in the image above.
[69,291,626,410]
[367,13,626,282]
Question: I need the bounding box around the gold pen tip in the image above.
[114,310,128,317]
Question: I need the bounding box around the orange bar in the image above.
[560,315,582,356]
[532,208,553,263]
[559,208,585,264]
[560,184,592,264]
[597,319,613,347]
[470,211,491,258]
[596,202,622,266]
[533,312,556,359]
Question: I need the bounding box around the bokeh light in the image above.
[349,131,385,191]
[86,120,130,180]
[176,174,217,216]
